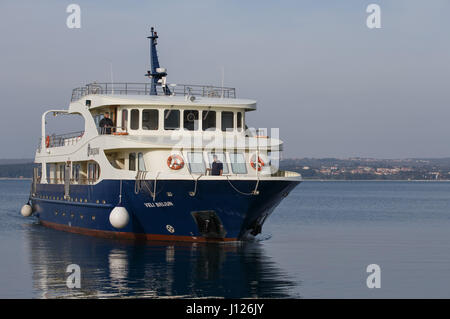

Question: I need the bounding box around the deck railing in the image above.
[71,82,236,101]
[38,131,84,151]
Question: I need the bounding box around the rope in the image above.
[188,171,202,196]
[226,176,260,196]
[117,179,123,205]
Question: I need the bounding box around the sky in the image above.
[0,0,449,159]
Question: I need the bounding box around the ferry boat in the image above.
[21,28,301,242]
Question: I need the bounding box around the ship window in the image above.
[49,164,57,184]
[138,152,146,171]
[183,110,199,131]
[72,164,81,183]
[130,109,139,130]
[129,153,136,171]
[221,112,234,132]
[142,109,159,130]
[202,111,216,131]
[207,152,229,174]
[229,152,247,174]
[237,112,243,131]
[121,109,128,130]
[88,162,100,183]
[187,152,206,174]
[59,164,65,183]
[164,109,180,130]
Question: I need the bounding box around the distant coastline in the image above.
[3,157,450,181]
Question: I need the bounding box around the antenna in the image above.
[145,27,170,96]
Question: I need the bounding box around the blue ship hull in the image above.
[30,179,300,242]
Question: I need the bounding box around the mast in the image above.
[146,27,170,95]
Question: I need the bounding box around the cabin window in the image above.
[221,111,234,132]
[202,110,216,131]
[121,109,128,130]
[138,152,146,171]
[59,164,65,183]
[229,152,247,174]
[142,109,159,130]
[164,109,180,130]
[207,152,229,174]
[183,110,199,131]
[237,112,243,131]
[88,162,100,183]
[129,153,136,171]
[72,164,81,183]
[130,109,139,130]
[187,152,206,174]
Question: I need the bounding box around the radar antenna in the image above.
[145,27,171,95]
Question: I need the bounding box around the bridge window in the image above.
[221,111,234,132]
[142,109,159,130]
[187,152,206,174]
[164,109,180,130]
[202,110,216,131]
[121,109,128,130]
[130,109,139,130]
[229,152,247,174]
[237,112,243,131]
[183,110,199,131]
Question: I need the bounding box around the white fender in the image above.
[109,206,129,229]
[21,204,33,217]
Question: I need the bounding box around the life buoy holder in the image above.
[250,155,265,171]
[167,154,184,170]
[45,135,50,148]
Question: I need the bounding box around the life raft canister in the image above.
[167,154,184,170]
[45,135,50,148]
[250,154,265,171]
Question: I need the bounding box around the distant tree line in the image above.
[0,163,34,178]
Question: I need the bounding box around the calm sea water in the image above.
[1,180,450,298]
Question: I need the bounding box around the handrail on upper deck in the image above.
[71,82,236,102]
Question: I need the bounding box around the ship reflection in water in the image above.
[25,223,298,298]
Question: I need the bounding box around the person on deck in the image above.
[210,154,223,176]
[99,112,114,134]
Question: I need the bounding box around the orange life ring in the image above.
[167,154,184,170]
[250,155,265,171]
[45,135,50,148]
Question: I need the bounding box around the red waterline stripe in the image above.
[39,220,237,243]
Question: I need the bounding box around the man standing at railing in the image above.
[99,112,114,134]
[210,154,223,176]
